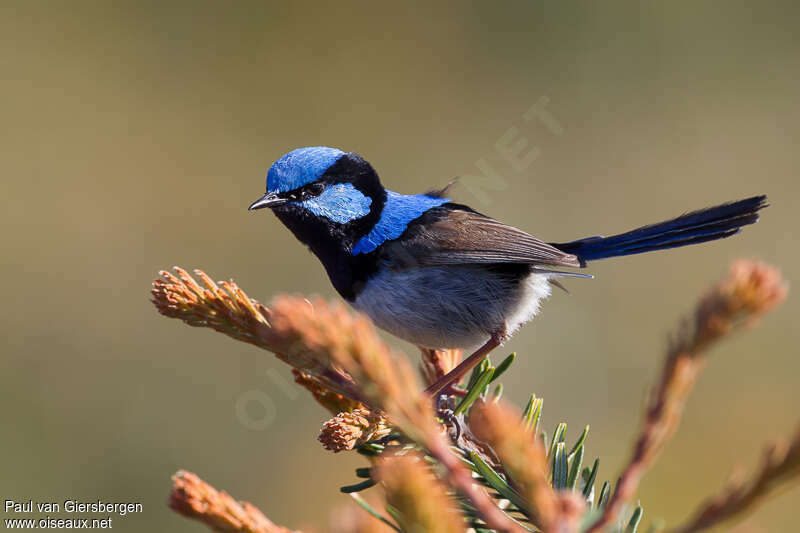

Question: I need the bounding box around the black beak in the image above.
[248,192,288,210]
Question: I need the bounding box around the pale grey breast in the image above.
[351,265,552,350]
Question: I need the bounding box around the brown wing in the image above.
[381,206,581,269]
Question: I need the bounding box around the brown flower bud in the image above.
[318,408,391,453]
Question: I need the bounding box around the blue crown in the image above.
[266,147,345,193]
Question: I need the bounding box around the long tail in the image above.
[552,195,767,266]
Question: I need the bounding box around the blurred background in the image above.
[1,1,798,531]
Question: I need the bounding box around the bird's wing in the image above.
[380,204,582,269]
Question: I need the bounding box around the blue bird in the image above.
[249,146,767,394]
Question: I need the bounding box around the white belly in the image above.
[351,266,552,350]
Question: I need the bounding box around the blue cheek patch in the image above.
[267,147,345,193]
[352,191,449,255]
[298,183,372,224]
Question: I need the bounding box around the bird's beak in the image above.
[248,192,287,210]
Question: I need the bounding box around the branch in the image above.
[669,424,800,533]
[168,470,298,533]
[266,295,527,533]
[154,268,525,533]
[373,453,466,533]
[586,260,788,533]
[468,400,561,530]
[151,268,363,403]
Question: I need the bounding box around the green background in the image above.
[1,2,797,531]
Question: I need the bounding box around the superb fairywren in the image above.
[249,147,766,394]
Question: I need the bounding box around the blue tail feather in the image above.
[552,195,767,265]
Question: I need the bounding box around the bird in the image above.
[248,146,767,395]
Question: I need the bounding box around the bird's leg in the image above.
[424,330,506,397]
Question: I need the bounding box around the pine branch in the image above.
[169,470,298,533]
[586,260,788,533]
[669,424,800,533]
[154,268,525,533]
[373,453,465,533]
[153,261,790,533]
[468,400,561,529]
[151,268,363,403]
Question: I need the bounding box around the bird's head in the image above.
[249,147,387,256]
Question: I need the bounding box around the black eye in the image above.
[290,183,325,202]
[307,182,325,197]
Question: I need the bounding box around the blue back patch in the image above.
[351,191,449,255]
[267,147,345,193]
[298,183,372,224]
